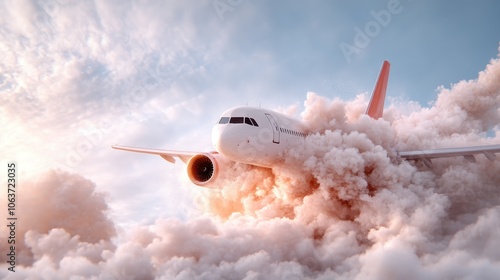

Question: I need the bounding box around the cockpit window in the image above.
[219,117,230,124]
[229,117,244,124]
[250,118,259,127]
[219,116,259,126]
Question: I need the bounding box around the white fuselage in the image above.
[212,106,306,167]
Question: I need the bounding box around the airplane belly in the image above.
[233,135,283,167]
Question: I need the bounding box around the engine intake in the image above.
[187,153,221,187]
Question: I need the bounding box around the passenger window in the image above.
[245,117,253,126]
[230,117,244,124]
[219,117,229,124]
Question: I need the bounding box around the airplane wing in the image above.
[397,144,500,167]
[112,145,202,164]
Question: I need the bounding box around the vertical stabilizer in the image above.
[365,60,390,119]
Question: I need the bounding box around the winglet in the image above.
[365,60,390,119]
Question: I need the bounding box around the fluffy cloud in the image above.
[0,170,115,267]
[1,50,500,279]
[2,1,500,278]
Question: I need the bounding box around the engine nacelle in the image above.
[187,153,227,187]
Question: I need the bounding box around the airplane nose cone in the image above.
[212,126,220,148]
[212,125,240,159]
[212,125,228,154]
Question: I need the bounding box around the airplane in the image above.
[113,61,500,186]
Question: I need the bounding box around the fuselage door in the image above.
[265,113,280,144]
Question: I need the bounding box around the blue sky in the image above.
[208,0,500,105]
[1,0,499,226]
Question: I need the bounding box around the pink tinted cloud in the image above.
[1,49,500,280]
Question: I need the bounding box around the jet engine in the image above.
[186,153,227,187]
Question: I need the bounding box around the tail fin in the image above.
[365,60,390,119]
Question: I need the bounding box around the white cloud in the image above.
[2,1,500,278]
